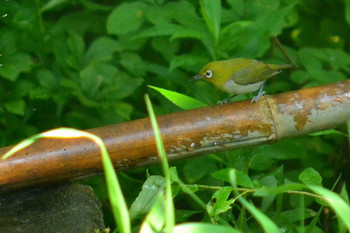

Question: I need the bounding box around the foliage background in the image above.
[0,0,349,232]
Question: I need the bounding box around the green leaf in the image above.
[148,85,207,110]
[324,48,350,70]
[37,69,57,88]
[219,20,253,51]
[297,48,347,84]
[280,208,316,223]
[12,8,36,30]
[170,29,215,59]
[170,28,203,41]
[0,53,33,81]
[139,195,166,233]
[207,187,235,218]
[84,37,121,65]
[51,11,101,34]
[0,31,17,54]
[219,20,270,57]
[8,79,34,98]
[259,175,278,188]
[175,210,203,223]
[258,175,278,211]
[299,168,323,186]
[308,185,350,231]
[129,175,166,220]
[98,74,143,100]
[200,0,221,43]
[261,2,296,36]
[340,183,350,203]
[211,168,254,188]
[107,2,146,35]
[265,139,306,159]
[67,31,85,59]
[289,70,311,85]
[79,1,112,11]
[226,0,245,16]
[151,1,200,28]
[151,38,180,62]
[143,6,169,25]
[309,129,349,138]
[173,223,242,233]
[120,52,146,76]
[135,24,182,38]
[41,0,69,12]
[225,148,257,173]
[29,88,51,100]
[110,101,133,121]
[251,139,307,171]
[170,54,209,71]
[183,156,217,183]
[346,0,350,25]
[4,99,25,115]
[80,62,118,97]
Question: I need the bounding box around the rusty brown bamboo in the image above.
[0,80,349,192]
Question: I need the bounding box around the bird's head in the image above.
[191,60,231,87]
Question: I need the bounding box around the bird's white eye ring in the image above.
[205,70,213,78]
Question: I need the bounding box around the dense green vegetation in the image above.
[1,0,349,232]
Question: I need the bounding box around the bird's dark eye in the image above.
[205,70,213,78]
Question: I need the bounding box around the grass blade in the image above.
[145,94,175,233]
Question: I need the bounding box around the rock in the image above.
[0,183,106,233]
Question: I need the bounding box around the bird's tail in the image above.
[268,63,295,70]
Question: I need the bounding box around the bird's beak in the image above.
[190,74,203,81]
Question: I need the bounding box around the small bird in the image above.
[192,58,293,103]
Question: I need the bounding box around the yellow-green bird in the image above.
[192,58,293,103]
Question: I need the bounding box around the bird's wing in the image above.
[233,63,280,85]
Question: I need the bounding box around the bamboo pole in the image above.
[0,80,349,192]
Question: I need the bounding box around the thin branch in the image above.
[272,36,299,68]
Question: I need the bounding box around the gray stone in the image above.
[0,184,106,233]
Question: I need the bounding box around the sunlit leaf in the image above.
[148,85,207,110]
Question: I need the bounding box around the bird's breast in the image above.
[221,79,264,94]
